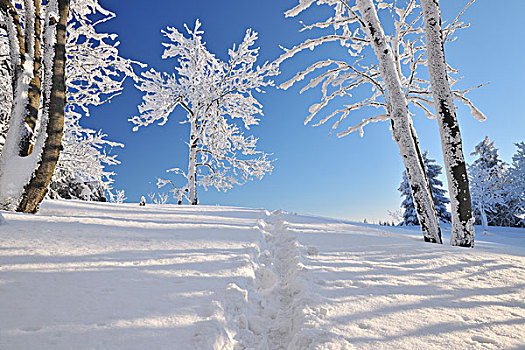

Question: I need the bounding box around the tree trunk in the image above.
[187,120,198,205]
[479,202,488,233]
[17,0,70,213]
[356,0,442,243]
[0,0,41,158]
[421,0,474,247]
[19,0,43,157]
[177,190,184,205]
[0,0,32,209]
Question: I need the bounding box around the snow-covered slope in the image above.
[1,200,524,349]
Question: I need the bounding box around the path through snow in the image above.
[216,210,349,349]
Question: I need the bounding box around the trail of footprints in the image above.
[203,210,344,350]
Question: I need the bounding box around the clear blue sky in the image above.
[85,0,525,222]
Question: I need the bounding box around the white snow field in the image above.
[1,200,524,350]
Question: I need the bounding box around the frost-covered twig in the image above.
[279,0,484,137]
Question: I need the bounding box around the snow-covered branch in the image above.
[278,0,485,137]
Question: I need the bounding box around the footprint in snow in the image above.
[306,246,319,256]
[357,322,371,330]
[471,335,498,345]
[256,268,278,291]
[21,327,42,332]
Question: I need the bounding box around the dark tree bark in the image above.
[19,0,43,157]
[421,0,474,247]
[0,0,25,80]
[17,0,70,213]
[0,0,27,152]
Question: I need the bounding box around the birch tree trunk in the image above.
[17,0,70,213]
[19,0,42,157]
[356,0,442,243]
[187,119,198,205]
[0,0,35,209]
[421,0,474,247]
[0,0,28,158]
[479,203,488,234]
[0,0,41,158]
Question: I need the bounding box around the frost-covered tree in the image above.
[50,1,138,202]
[279,0,484,244]
[398,172,418,226]
[131,20,277,205]
[107,188,126,204]
[399,151,451,226]
[0,0,71,213]
[421,0,481,247]
[468,137,506,233]
[0,39,10,148]
[280,0,443,243]
[505,142,525,226]
[47,128,123,201]
[0,0,138,211]
[149,192,169,205]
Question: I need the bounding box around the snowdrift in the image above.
[1,200,524,349]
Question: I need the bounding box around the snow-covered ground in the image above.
[1,200,524,349]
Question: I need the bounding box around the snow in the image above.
[1,200,524,349]
[0,56,34,210]
[284,0,316,18]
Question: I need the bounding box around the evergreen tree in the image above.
[399,152,451,226]
[468,137,506,232]
[399,172,419,226]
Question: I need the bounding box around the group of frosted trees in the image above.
[279,0,485,247]
[0,0,136,214]
[399,139,525,231]
[0,0,498,249]
[0,0,277,216]
[468,138,525,231]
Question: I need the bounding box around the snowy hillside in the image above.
[1,200,524,349]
